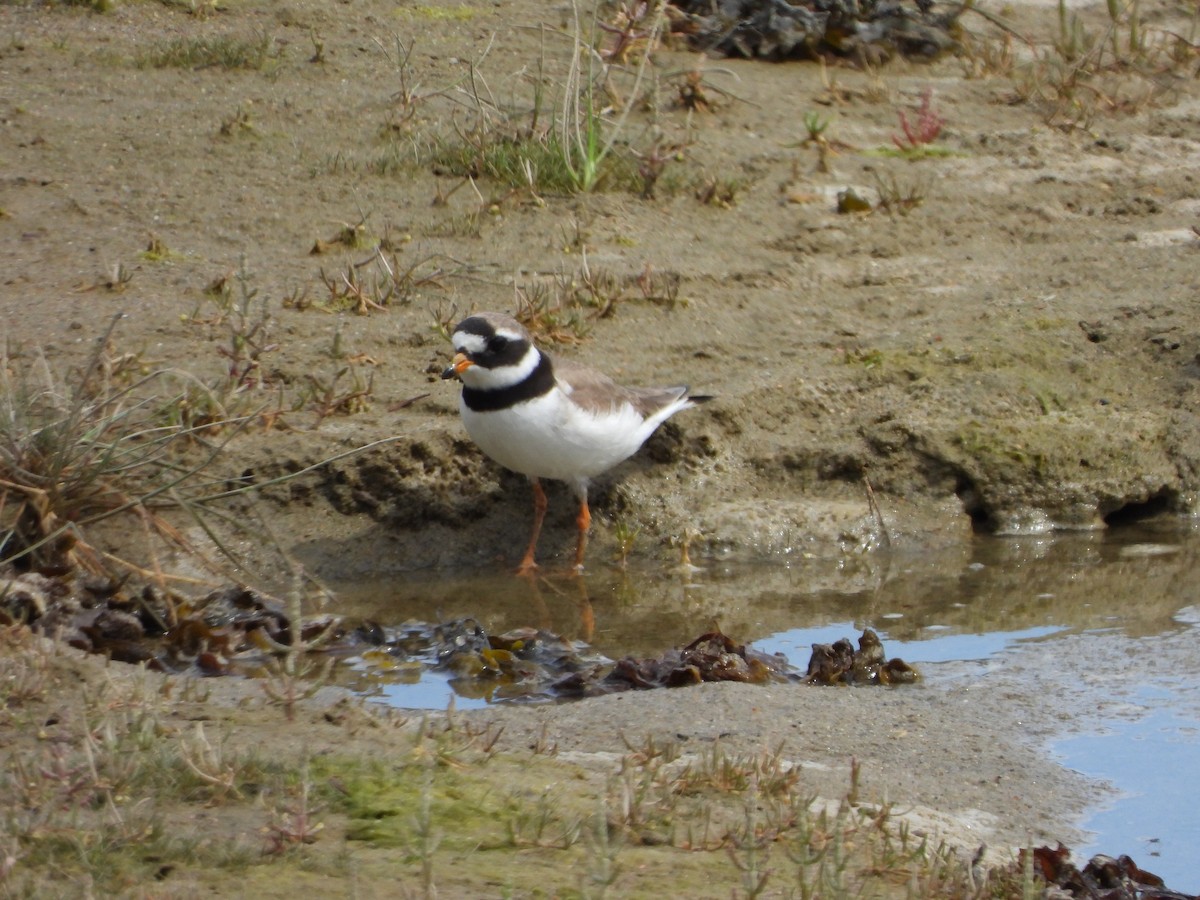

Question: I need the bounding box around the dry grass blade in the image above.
[2,315,271,577]
[558,0,664,193]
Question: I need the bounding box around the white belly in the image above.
[461,390,654,484]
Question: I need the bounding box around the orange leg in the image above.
[517,478,547,576]
[572,495,591,572]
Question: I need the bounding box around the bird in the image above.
[441,311,707,574]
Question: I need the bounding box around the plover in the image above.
[441,312,706,573]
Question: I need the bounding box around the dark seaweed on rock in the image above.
[805,628,919,685]
[1,571,303,676]
[350,617,607,703]
[1023,843,1197,900]
[593,629,795,694]
[561,628,916,697]
[3,571,919,701]
[668,0,964,61]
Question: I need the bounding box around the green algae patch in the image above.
[315,751,600,851]
[306,748,770,895]
[940,410,1177,529]
[832,322,1188,530]
[950,411,1170,486]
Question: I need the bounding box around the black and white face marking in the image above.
[452,318,530,369]
[449,315,543,392]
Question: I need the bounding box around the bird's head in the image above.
[441,313,540,391]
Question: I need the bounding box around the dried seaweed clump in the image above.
[0,572,299,674]
[594,629,794,693]
[3,570,920,703]
[805,628,918,686]
[1022,843,1197,900]
[668,0,964,61]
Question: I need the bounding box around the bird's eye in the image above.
[487,335,507,352]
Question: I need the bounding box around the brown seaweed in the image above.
[2,571,919,702]
[1023,843,1196,900]
[805,629,919,686]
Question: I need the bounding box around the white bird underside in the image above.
[461,374,691,492]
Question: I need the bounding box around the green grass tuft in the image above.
[426,126,639,195]
[136,32,280,71]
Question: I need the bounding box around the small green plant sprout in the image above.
[959,30,1016,79]
[842,346,884,368]
[318,264,386,315]
[202,270,234,306]
[695,175,740,208]
[301,364,375,425]
[560,76,610,193]
[1055,0,1088,63]
[803,109,831,143]
[891,87,948,156]
[560,215,590,254]
[179,722,245,805]
[612,518,640,568]
[374,35,424,133]
[802,109,836,172]
[316,249,449,315]
[140,233,174,262]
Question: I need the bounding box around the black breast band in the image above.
[462,353,555,412]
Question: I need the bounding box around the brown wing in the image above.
[552,357,689,418]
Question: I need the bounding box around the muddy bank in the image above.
[3,0,1200,890]
[3,0,1200,579]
